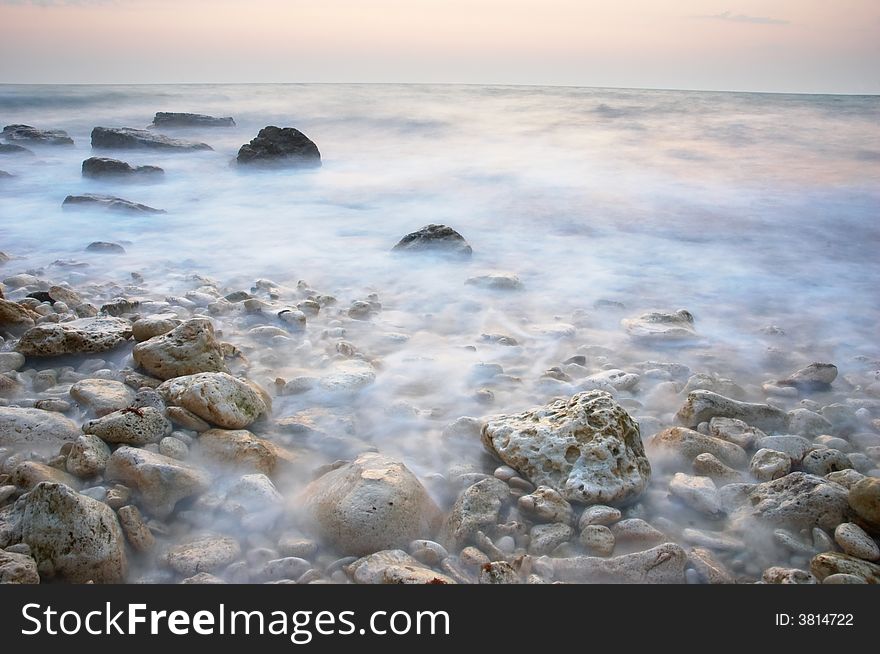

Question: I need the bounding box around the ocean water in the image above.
[1,84,879,580]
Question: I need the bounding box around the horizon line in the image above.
[0,81,878,98]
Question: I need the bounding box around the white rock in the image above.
[158,372,269,429]
[669,473,722,516]
[676,390,787,432]
[70,379,136,417]
[732,472,852,531]
[16,317,131,357]
[517,486,574,524]
[83,406,171,445]
[66,434,111,477]
[649,427,748,468]
[622,309,697,341]
[551,542,687,583]
[586,369,640,391]
[749,448,791,481]
[578,505,622,529]
[0,406,80,450]
[834,523,879,561]
[165,534,241,576]
[133,318,228,380]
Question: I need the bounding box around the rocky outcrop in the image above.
[481,390,650,505]
[2,124,73,146]
[152,112,235,128]
[298,452,440,556]
[158,373,269,429]
[392,224,472,257]
[622,309,697,341]
[62,193,165,214]
[236,126,321,167]
[91,126,212,151]
[132,318,228,380]
[81,157,164,179]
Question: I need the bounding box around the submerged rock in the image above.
[158,372,269,429]
[14,482,126,583]
[346,549,456,584]
[2,124,73,146]
[550,542,687,583]
[81,157,164,179]
[197,428,297,476]
[62,193,165,214]
[392,224,472,258]
[0,406,80,449]
[649,427,748,468]
[482,390,650,506]
[151,112,235,128]
[85,241,126,254]
[91,126,212,151]
[466,273,523,290]
[776,362,838,391]
[0,143,34,155]
[299,452,441,556]
[622,309,697,341]
[236,126,321,167]
[675,390,788,432]
[133,318,228,380]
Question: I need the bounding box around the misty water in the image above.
[2,84,879,583]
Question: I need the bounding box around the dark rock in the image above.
[82,157,164,179]
[392,224,472,257]
[152,112,235,128]
[26,292,54,304]
[62,194,165,214]
[236,126,321,167]
[2,124,73,146]
[0,170,12,179]
[91,127,212,151]
[0,143,34,155]
[86,242,126,254]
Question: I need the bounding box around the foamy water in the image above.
[2,84,879,580]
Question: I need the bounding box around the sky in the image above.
[0,0,878,93]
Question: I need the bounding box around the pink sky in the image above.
[1,0,878,92]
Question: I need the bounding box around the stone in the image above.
[822,573,868,584]
[528,522,573,555]
[465,273,523,291]
[258,557,312,582]
[86,242,126,254]
[681,528,744,552]
[610,518,667,548]
[83,406,171,445]
[15,482,126,582]
[166,534,241,576]
[0,352,25,373]
[693,452,744,484]
[62,193,165,214]
[755,435,812,462]
[750,448,791,481]
[71,379,136,416]
[117,504,155,552]
[81,157,163,179]
[105,446,210,518]
[316,360,376,394]
[578,505,621,529]
[2,124,73,145]
[152,112,235,128]
[278,535,317,559]
[158,372,268,429]
[579,524,615,555]
[777,363,838,391]
[11,462,80,491]
[801,448,851,476]
[236,126,320,167]
[131,316,180,342]
[479,561,519,584]
[732,472,852,531]
[676,390,787,432]
[787,408,833,438]
[517,486,574,524]
[810,552,880,583]
[133,318,227,380]
[440,478,509,550]
[16,317,132,357]
[848,477,880,527]
[0,143,33,155]
[762,567,817,584]
[166,406,211,432]
[392,224,472,258]
[683,373,745,400]
[0,299,39,336]
[649,427,748,468]
[198,429,297,476]
[0,406,80,449]
[669,473,722,516]
[66,434,111,477]
[551,542,687,583]
[91,126,211,151]
[408,539,448,566]
[689,547,735,584]
[834,523,879,561]
[299,452,440,556]
[181,572,226,584]
[482,390,650,506]
[159,436,188,460]
[226,473,283,512]
[346,549,455,585]
[0,550,39,583]
[621,309,697,341]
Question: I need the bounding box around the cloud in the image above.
[696,10,789,25]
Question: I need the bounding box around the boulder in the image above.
[83,406,171,445]
[550,542,687,583]
[70,378,136,416]
[158,372,269,429]
[481,390,650,506]
[151,112,235,128]
[133,318,227,380]
[62,193,165,214]
[15,482,126,583]
[91,126,212,151]
[0,406,80,449]
[392,224,472,257]
[16,316,131,357]
[298,452,440,556]
[105,446,211,517]
[675,390,788,432]
[732,472,852,531]
[621,309,697,341]
[2,124,73,146]
[197,429,297,476]
[236,126,321,167]
[81,157,164,179]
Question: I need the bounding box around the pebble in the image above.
[579,525,615,556]
[749,448,791,481]
[528,523,573,555]
[578,505,621,529]
[459,547,490,568]
[158,436,189,460]
[822,573,868,584]
[833,523,880,561]
[668,472,723,516]
[800,448,852,476]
